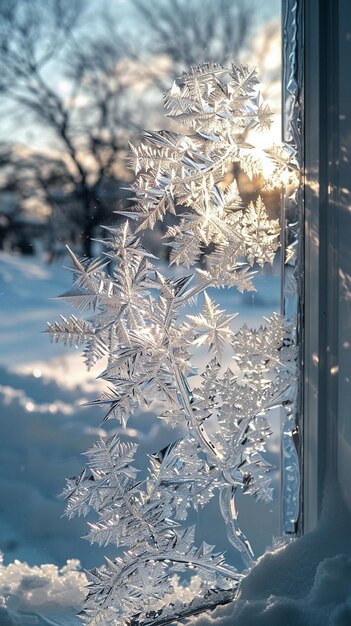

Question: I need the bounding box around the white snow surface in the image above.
[0,557,86,625]
[1,480,350,626]
[6,251,346,625]
[188,480,351,626]
[0,250,282,569]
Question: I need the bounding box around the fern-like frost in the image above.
[47,63,298,626]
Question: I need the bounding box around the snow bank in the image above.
[0,557,86,626]
[2,480,350,626]
[0,251,282,570]
[0,251,294,623]
[188,480,351,626]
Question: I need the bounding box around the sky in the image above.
[0,0,281,152]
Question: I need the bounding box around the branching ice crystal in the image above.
[47,63,298,626]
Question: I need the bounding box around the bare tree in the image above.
[0,0,134,257]
[0,0,260,257]
[129,0,256,74]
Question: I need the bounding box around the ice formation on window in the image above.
[47,63,298,626]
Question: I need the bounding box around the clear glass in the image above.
[0,2,303,624]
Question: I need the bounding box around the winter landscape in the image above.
[1,1,350,625]
[1,252,351,623]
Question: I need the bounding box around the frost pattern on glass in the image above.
[48,63,298,626]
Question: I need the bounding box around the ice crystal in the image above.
[187,292,237,358]
[47,63,297,626]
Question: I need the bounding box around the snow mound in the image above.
[188,481,351,626]
[187,555,351,626]
[0,557,86,626]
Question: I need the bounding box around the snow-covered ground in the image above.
[190,480,351,626]
[0,558,86,626]
[0,249,291,624]
[1,251,351,626]
[1,478,350,626]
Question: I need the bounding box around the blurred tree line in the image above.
[0,0,277,258]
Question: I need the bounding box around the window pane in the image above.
[0,2,305,624]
